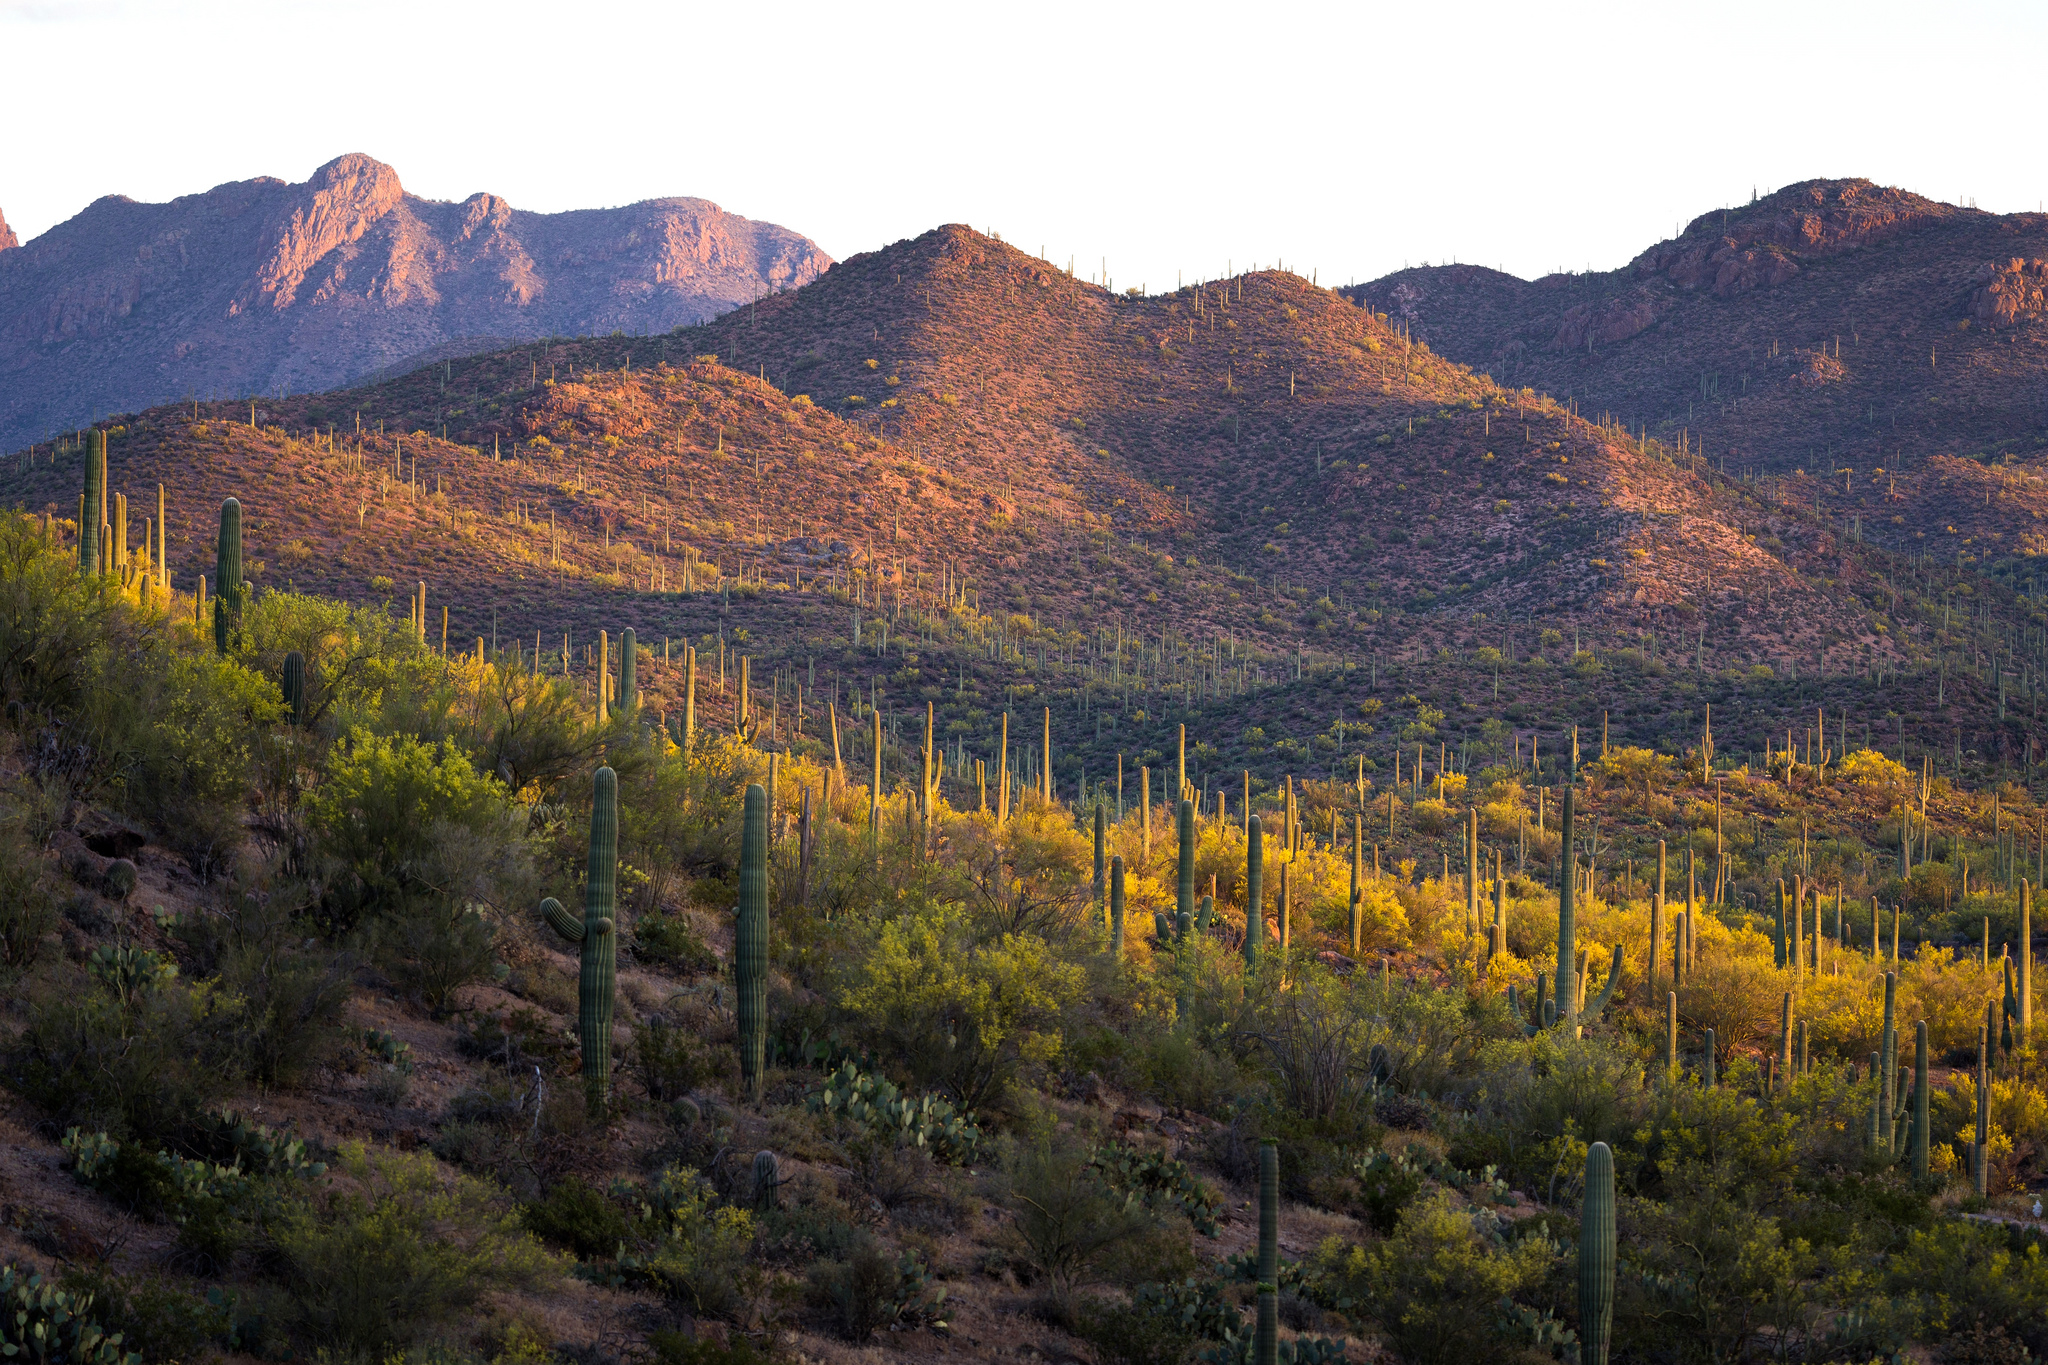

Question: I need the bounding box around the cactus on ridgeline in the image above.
[737,781,769,1102]
[1244,815,1263,966]
[214,498,243,654]
[619,627,637,716]
[541,765,619,1114]
[281,650,305,726]
[1255,1141,1279,1365]
[1580,1142,1615,1365]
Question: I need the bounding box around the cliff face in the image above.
[0,153,831,448]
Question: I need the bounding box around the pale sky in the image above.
[4,0,2045,292]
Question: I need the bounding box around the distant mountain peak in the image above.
[0,206,16,253]
[0,155,831,449]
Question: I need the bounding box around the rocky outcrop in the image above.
[1551,287,1670,350]
[0,154,831,450]
[0,207,16,253]
[1631,179,1957,297]
[1970,258,2048,326]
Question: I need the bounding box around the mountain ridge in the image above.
[1351,178,2048,473]
[0,153,831,451]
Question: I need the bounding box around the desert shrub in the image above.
[836,901,1084,1111]
[634,1015,715,1102]
[1311,1194,1565,1365]
[1614,1171,1822,1363]
[806,1237,947,1342]
[268,1144,559,1357]
[604,1166,757,1320]
[303,728,531,942]
[522,1177,629,1260]
[1876,1217,2048,1354]
[996,1140,1156,1313]
[635,909,718,972]
[6,968,241,1139]
[175,889,351,1087]
[0,821,57,971]
[648,1328,782,1365]
[126,651,282,870]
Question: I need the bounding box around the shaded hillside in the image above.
[1353,179,2048,475]
[0,153,831,451]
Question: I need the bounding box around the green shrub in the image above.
[602,1167,757,1320]
[0,822,57,970]
[633,1015,714,1103]
[648,1328,782,1365]
[634,910,718,972]
[806,1237,948,1342]
[522,1177,628,1260]
[268,1144,559,1357]
[997,1141,1156,1313]
[7,971,241,1140]
[1311,1193,1565,1365]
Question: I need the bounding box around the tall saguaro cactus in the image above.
[1580,1142,1616,1365]
[214,498,243,654]
[79,431,103,574]
[1557,785,1577,1019]
[1255,1141,1278,1365]
[737,782,769,1101]
[1176,799,1195,932]
[542,766,619,1114]
[1244,815,1264,966]
[619,628,637,716]
[281,651,306,726]
[1913,1019,1930,1181]
[1109,855,1125,958]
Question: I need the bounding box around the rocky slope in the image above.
[1352,179,2048,473]
[0,153,831,451]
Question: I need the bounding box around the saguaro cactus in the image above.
[542,765,619,1114]
[1557,785,1577,1018]
[619,627,637,715]
[1580,1142,1615,1365]
[1110,855,1125,958]
[281,650,305,726]
[737,782,769,1101]
[1094,805,1106,914]
[1245,814,1263,966]
[1912,1019,1930,1181]
[214,498,243,654]
[1176,799,1195,931]
[1255,1141,1278,1365]
[79,431,103,574]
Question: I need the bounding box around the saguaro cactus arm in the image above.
[541,895,585,943]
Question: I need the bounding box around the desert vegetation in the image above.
[0,450,2044,1365]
